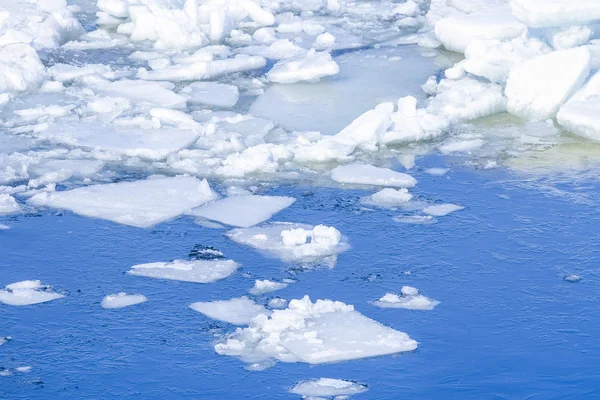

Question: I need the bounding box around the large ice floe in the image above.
[290,378,368,399]
[128,259,239,283]
[215,296,417,366]
[0,280,64,306]
[227,223,348,267]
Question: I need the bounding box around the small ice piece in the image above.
[189,195,295,228]
[101,293,148,309]
[373,286,440,311]
[181,82,239,108]
[227,223,348,266]
[190,296,269,325]
[90,80,186,108]
[128,259,239,284]
[564,274,581,282]
[505,47,591,120]
[215,295,416,365]
[15,366,32,373]
[422,204,464,216]
[268,50,339,84]
[30,177,218,228]
[557,71,600,141]
[0,336,12,346]
[510,0,600,28]
[249,279,288,295]
[331,164,416,188]
[439,139,485,154]
[394,215,436,224]
[0,369,12,377]
[425,168,449,176]
[267,297,288,309]
[0,194,20,215]
[290,378,368,399]
[362,188,413,208]
[0,280,64,306]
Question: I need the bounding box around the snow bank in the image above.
[189,195,295,227]
[190,296,269,325]
[128,259,239,283]
[557,71,600,141]
[249,279,288,295]
[215,295,417,365]
[374,286,440,311]
[268,50,339,84]
[0,280,64,306]
[227,223,348,266]
[331,164,416,188]
[510,0,600,28]
[30,176,218,228]
[290,378,368,399]
[101,293,148,309]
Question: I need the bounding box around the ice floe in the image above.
[557,71,600,141]
[190,296,269,325]
[0,280,64,306]
[128,259,239,284]
[290,378,368,399]
[331,164,416,188]
[361,188,413,208]
[373,286,440,311]
[101,293,148,309]
[30,176,218,228]
[249,279,288,295]
[422,203,464,216]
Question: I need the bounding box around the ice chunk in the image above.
[0,43,45,96]
[181,82,239,108]
[128,259,239,283]
[0,194,20,215]
[0,280,64,306]
[267,297,288,309]
[435,13,526,54]
[331,164,416,188]
[268,50,339,84]
[439,139,485,154]
[361,188,413,208]
[249,279,288,295]
[227,223,348,266]
[374,286,440,310]
[30,176,218,228]
[90,80,186,108]
[422,203,463,216]
[425,168,449,176]
[510,0,600,28]
[557,71,600,141]
[190,296,269,325]
[189,195,295,228]
[14,366,31,373]
[101,292,147,309]
[564,274,581,282]
[505,47,591,120]
[215,296,417,365]
[291,378,368,399]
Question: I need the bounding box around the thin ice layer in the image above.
[215,295,417,365]
[331,164,416,188]
[190,296,269,325]
[29,176,218,228]
[128,259,239,283]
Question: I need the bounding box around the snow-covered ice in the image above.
[374,286,440,310]
[290,378,368,399]
[215,296,417,365]
[331,164,416,188]
[189,195,295,227]
[30,176,218,228]
[190,296,269,325]
[101,293,148,309]
[0,280,64,306]
[422,203,464,216]
[249,279,288,295]
[128,259,239,284]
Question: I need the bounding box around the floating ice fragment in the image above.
[128,259,239,284]
[424,168,449,176]
[422,204,463,216]
[331,164,416,188]
[267,297,288,309]
[30,176,218,228]
[0,194,20,215]
[190,296,269,325]
[0,280,64,306]
[268,50,339,84]
[361,188,413,208]
[189,195,295,228]
[181,82,239,108]
[439,139,485,154]
[290,378,368,399]
[564,274,581,282]
[374,286,440,310]
[510,0,600,28]
[101,293,148,309]
[15,366,32,373]
[215,295,417,365]
[394,215,436,224]
[249,279,288,295]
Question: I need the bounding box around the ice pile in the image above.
[215,296,417,365]
[128,259,239,283]
[101,293,148,309]
[290,378,368,399]
[0,280,64,306]
[190,296,269,325]
[227,223,348,266]
[373,286,440,311]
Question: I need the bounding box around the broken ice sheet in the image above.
[128,259,239,284]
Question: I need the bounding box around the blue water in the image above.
[2,157,600,399]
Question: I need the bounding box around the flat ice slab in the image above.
[290,378,368,399]
[101,293,148,309]
[215,296,417,365]
[91,80,186,108]
[190,297,269,325]
[128,259,239,283]
[422,203,464,216]
[0,280,64,306]
[374,286,440,310]
[226,223,348,266]
[331,164,416,188]
[29,176,218,228]
[189,195,295,228]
